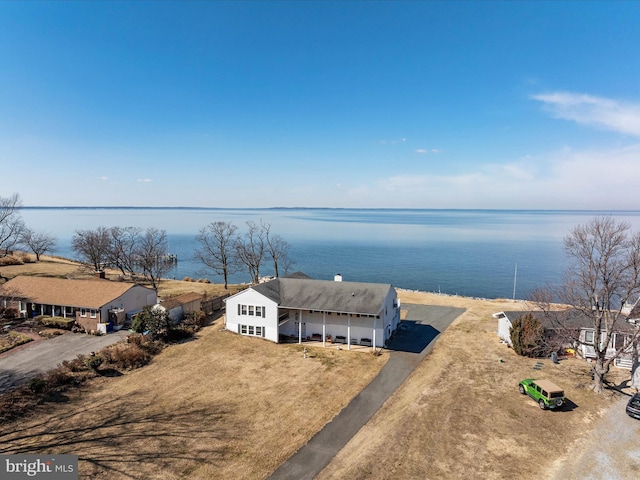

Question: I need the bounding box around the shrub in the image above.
[0,331,33,354]
[85,354,103,371]
[28,377,46,395]
[182,277,195,282]
[131,315,147,333]
[19,253,35,263]
[37,316,76,330]
[108,344,151,369]
[0,307,19,320]
[61,356,88,373]
[183,310,206,329]
[46,365,84,389]
[0,255,23,266]
[510,313,546,357]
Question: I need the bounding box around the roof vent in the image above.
[334,274,342,282]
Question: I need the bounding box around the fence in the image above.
[201,294,230,315]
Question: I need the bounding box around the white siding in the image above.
[225,289,279,343]
[100,285,157,323]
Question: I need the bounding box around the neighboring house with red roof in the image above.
[0,276,157,332]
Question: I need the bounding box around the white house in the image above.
[224,273,401,349]
[494,309,639,369]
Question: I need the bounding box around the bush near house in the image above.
[510,313,547,357]
[36,316,76,330]
[0,306,19,320]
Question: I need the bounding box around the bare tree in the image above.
[0,193,26,256]
[19,228,57,261]
[71,227,111,271]
[560,216,640,393]
[108,226,142,277]
[195,221,238,289]
[262,220,293,278]
[235,221,265,284]
[136,228,172,291]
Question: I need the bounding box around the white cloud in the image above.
[415,148,441,155]
[369,143,640,209]
[99,176,108,181]
[532,91,640,137]
[137,178,153,183]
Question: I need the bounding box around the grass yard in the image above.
[316,291,630,480]
[0,317,387,479]
[0,254,244,298]
[1,257,633,479]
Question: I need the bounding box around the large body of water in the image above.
[18,208,640,300]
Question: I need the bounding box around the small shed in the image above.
[160,292,203,323]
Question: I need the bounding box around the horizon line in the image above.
[20,206,640,213]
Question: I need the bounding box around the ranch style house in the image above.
[224,273,401,350]
[0,275,157,332]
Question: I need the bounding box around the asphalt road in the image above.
[268,304,465,480]
[0,330,129,394]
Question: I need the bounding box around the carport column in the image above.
[298,310,302,344]
[373,315,376,351]
[322,312,326,348]
[347,314,351,351]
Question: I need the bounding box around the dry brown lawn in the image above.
[0,318,387,479]
[1,258,632,479]
[316,291,630,480]
[0,254,244,298]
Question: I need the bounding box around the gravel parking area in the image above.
[549,393,640,479]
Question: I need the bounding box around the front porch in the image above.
[278,336,379,353]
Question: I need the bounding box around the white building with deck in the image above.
[224,273,400,349]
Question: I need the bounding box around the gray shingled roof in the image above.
[252,278,392,315]
[501,310,637,332]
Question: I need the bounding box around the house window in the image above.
[241,305,247,315]
[80,308,87,317]
[256,306,262,317]
[585,330,595,344]
[239,324,264,337]
[248,305,254,316]
[90,309,97,318]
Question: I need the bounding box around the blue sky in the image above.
[2,1,640,209]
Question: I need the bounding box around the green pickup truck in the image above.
[519,378,565,410]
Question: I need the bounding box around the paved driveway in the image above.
[268,304,465,480]
[0,330,129,394]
